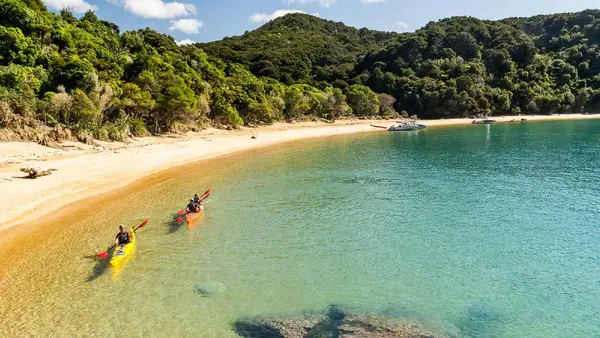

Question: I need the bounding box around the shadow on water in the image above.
[167,215,185,234]
[305,305,345,338]
[453,301,501,337]
[87,255,111,282]
[233,321,284,338]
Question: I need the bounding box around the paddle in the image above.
[97,220,148,259]
[176,189,211,222]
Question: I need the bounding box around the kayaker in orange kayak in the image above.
[115,225,131,246]
[186,199,200,213]
[194,193,206,211]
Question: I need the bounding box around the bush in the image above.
[95,123,129,141]
[169,122,191,133]
[75,129,94,143]
[128,118,148,137]
[95,126,109,141]
[71,89,99,131]
[247,101,274,123]
[106,123,128,141]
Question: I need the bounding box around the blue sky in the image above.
[43,0,600,44]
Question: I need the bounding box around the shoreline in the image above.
[1,114,599,233]
[0,120,380,232]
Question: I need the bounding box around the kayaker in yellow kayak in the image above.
[115,225,131,246]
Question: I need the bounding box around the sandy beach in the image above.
[1,114,599,232]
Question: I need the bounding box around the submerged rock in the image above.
[328,305,346,322]
[193,281,226,296]
[454,301,500,337]
[233,319,286,338]
[233,306,446,338]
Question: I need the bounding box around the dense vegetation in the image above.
[200,14,397,86]
[205,11,600,119]
[2,1,600,144]
[0,1,358,144]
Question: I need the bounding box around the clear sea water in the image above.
[1,120,599,337]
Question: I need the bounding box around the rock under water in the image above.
[233,306,446,338]
[193,281,226,296]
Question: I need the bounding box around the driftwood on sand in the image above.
[20,167,57,179]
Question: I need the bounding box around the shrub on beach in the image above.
[128,118,148,137]
[96,122,129,141]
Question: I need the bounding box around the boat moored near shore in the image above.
[472,119,497,125]
[388,121,426,131]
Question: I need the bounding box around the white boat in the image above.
[472,119,496,125]
[388,121,422,131]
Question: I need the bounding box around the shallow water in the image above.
[1,120,600,337]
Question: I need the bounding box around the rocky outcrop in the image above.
[233,306,447,338]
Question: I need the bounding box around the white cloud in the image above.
[43,0,97,13]
[177,39,195,46]
[169,18,203,34]
[397,21,409,29]
[112,0,197,19]
[361,0,385,4]
[284,0,336,8]
[250,9,306,23]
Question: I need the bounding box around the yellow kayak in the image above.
[110,227,136,268]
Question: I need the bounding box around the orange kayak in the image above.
[185,207,204,226]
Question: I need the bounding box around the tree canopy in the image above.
[1,3,600,143]
[206,11,600,118]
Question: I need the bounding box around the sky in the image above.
[42,0,600,45]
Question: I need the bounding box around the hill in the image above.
[205,11,600,119]
[2,1,600,144]
[200,14,397,85]
[0,1,360,144]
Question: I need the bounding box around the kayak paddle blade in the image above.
[136,220,149,231]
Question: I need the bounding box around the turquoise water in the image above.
[1,120,599,337]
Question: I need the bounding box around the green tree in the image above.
[346,85,379,116]
[378,93,397,116]
[0,26,38,66]
[153,71,196,131]
[53,57,98,93]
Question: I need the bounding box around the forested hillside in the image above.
[200,14,397,85]
[2,0,600,144]
[0,1,358,144]
[205,11,600,119]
